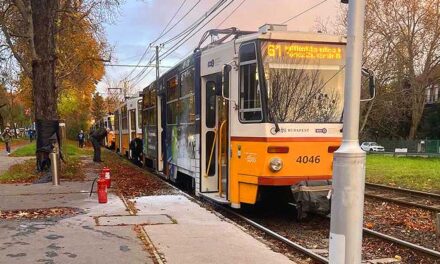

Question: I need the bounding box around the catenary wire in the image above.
[281,0,329,24]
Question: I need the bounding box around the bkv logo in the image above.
[208,59,215,68]
[315,128,327,134]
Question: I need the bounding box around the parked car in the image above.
[361,142,385,152]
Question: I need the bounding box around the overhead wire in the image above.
[160,0,235,60]
[216,0,247,28]
[126,0,226,88]
[122,0,190,83]
[281,0,329,24]
[129,0,230,88]
[151,0,189,44]
[161,0,228,46]
[150,0,202,44]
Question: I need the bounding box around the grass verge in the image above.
[10,140,92,157]
[0,141,92,183]
[366,154,440,193]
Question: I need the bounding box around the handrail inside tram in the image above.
[205,127,218,178]
[218,120,227,197]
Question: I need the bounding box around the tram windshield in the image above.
[261,41,345,123]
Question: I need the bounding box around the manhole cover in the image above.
[96,214,174,226]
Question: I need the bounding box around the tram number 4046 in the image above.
[296,155,321,164]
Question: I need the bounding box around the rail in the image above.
[365,182,440,212]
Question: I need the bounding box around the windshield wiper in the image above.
[268,103,280,133]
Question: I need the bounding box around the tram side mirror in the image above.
[361,68,376,102]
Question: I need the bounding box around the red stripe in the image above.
[258,175,332,186]
[231,136,341,142]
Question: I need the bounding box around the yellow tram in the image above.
[139,24,346,208]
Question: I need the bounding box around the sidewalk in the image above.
[0,155,296,264]
[0,158,153,264]
[134,194,294,264]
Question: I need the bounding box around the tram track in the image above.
[209,202,440,263]
[365,182,440,212]
[110,152,440,263]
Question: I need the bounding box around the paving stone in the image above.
[97,214,174,226]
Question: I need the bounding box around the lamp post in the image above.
[329,0,367,263]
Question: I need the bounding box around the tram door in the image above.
[201,73,229,197]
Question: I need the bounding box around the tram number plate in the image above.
[296,155,321,164]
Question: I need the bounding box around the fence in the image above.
[376,139,440,154]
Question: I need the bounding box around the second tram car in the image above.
[141,24,346,209]
[114,95,143,157]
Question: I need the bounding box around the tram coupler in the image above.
[290,180,332,220]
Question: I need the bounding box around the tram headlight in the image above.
[269,158,283,172]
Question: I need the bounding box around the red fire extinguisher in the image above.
[97,172,108,204]
[102,167,111,188]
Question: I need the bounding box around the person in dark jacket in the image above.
[90,127,108,162]
[1,126,13,155]
[77,130,85,148]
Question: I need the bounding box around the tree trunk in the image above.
[408,83,426,140]
[31,0,59,171]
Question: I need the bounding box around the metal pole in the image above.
[155,45,160,83]
[50,145,60,186]
[329,0,367,263]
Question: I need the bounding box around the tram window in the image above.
[239,63,262,122]
[167,101,178,125]
[240,43,257,62]
[121,106,128,130]
[130,109,136,130]
[138,100,142,129]
[206,81,216,128]
[150,89,156,106]
[180,68,195,96]
[167,76,179,101]
[180,96,195,124]
[114,112,119,131]
[148,109,156,125]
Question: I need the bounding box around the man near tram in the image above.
[90,127,108,162]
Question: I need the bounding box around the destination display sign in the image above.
[266,43,343,60]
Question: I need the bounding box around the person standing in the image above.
[1,126,13,155]
[77,130,85,148]
[90,127,107,162]
[28,128,35,142]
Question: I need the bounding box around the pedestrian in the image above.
[1,126,13,155]
[28,128,35,143]
[90,127,108,162]
[77,130,85,148]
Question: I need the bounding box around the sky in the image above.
[97,0,345,95]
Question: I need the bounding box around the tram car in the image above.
[114,95,143,157]
[141,24,347,209]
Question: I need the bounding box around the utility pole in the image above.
[155,45,160,84]
[329,0,367,263]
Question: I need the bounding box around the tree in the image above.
[0,0,119,171]
[92,92,106,124]
[365,0,440,139]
